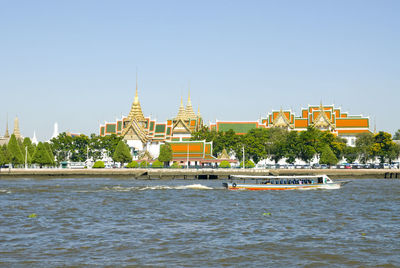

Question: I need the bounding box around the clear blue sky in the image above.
[1,0,399,140]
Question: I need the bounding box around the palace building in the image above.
[99,85,216,165]
[210,103,370,146]
[100,84,370,165]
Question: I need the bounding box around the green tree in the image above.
[355,132,374,164]
[151,159,163,168]
[32,142,53,168]
[284,131,300,164]
[22,137,35,165]
[139,161,149,168]
[343,146,357,164]
[7,134,24,167]
[219,160,231,168]
[112,140,132,166]
[240,160,255,168]
[371,132,397,163]
[393,129,400,140]
[44,142,55,166]
[158,143,172,166]
[171,162,181,169]
[319,145,338,166]
[126,161,139,168]
[92,160,105,168]
[0,145,11,166]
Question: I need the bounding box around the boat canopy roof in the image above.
[230,175,329,179]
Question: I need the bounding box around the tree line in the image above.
[2,128,399,168]
[191,127,400,165]
[0,134,55,168]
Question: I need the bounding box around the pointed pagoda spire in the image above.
[13,116,22,140]
[4,114,9,138]
[185,87,196,119]
[176,96,187,120]
[197,105,201,118]
[32,131,38,145]
[128,73,146,122]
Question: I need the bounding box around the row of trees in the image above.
[0,134,55,168]
[191,127,400,165]
[50,133,122,162]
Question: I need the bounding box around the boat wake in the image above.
[103,184,214,192]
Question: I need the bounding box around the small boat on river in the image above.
[222,175,348,190]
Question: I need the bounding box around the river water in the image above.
[0,178,399,267]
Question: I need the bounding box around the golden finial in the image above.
[134,71,139,104]
[4,114,9,138]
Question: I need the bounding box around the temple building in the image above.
[210,103,370,146]
[0,116,23,146]
[99,85,207,163]
[99,84,370,165]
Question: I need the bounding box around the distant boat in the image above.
[223,175,349,190]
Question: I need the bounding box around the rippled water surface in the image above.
[0,178,399,267]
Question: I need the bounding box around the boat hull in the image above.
[223,182,342,190]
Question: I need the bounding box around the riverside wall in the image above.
[0,168,399,179]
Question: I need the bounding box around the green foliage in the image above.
[343,146,358,164]
[319,145,338,166]
[219,160,231,168]
[112,140,132,165]
[92,160,105,168]
[50,133,122,163]
[151,159,163,168]
[355,132,374,164]
[44,142,55,166]
[394,129,400,140]
[284,131,300,164]
[7,134,24,166]
[0,145,11,165]
[170,162,182,169]
[240,160,255,168]
[139,161,149,168]
[126,161,139,168]
[371,132,399,163]
[158,143,172,165]
[32,142,53,168]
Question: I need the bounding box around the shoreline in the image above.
[0,168,399,179]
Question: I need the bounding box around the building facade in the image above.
[210,103,370,146]
[99,86,371,164]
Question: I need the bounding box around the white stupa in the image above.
[32,131,38,145]
[50,122,59,140]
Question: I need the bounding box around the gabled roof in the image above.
[273,109,293,129]
[172,118,191,134]
[121,117,148,143]
[218,148,230,160]
[312,104,335,129]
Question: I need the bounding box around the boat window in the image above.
[318,177,323,184]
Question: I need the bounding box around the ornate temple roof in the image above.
[4,116,9,138]
[128,83,146,122]
[13,117,22,140]
[273,108,293,129]
[218,148,230,160]
[185,92,197,119]
[176,97,187,120]
[312,103,335,129]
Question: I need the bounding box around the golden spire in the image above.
[13,116,22,140]
[176,96,187,120]
[185,88,196,119]
[128,74,146,122]
[4,114,9,138]
[197,105,201,118]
